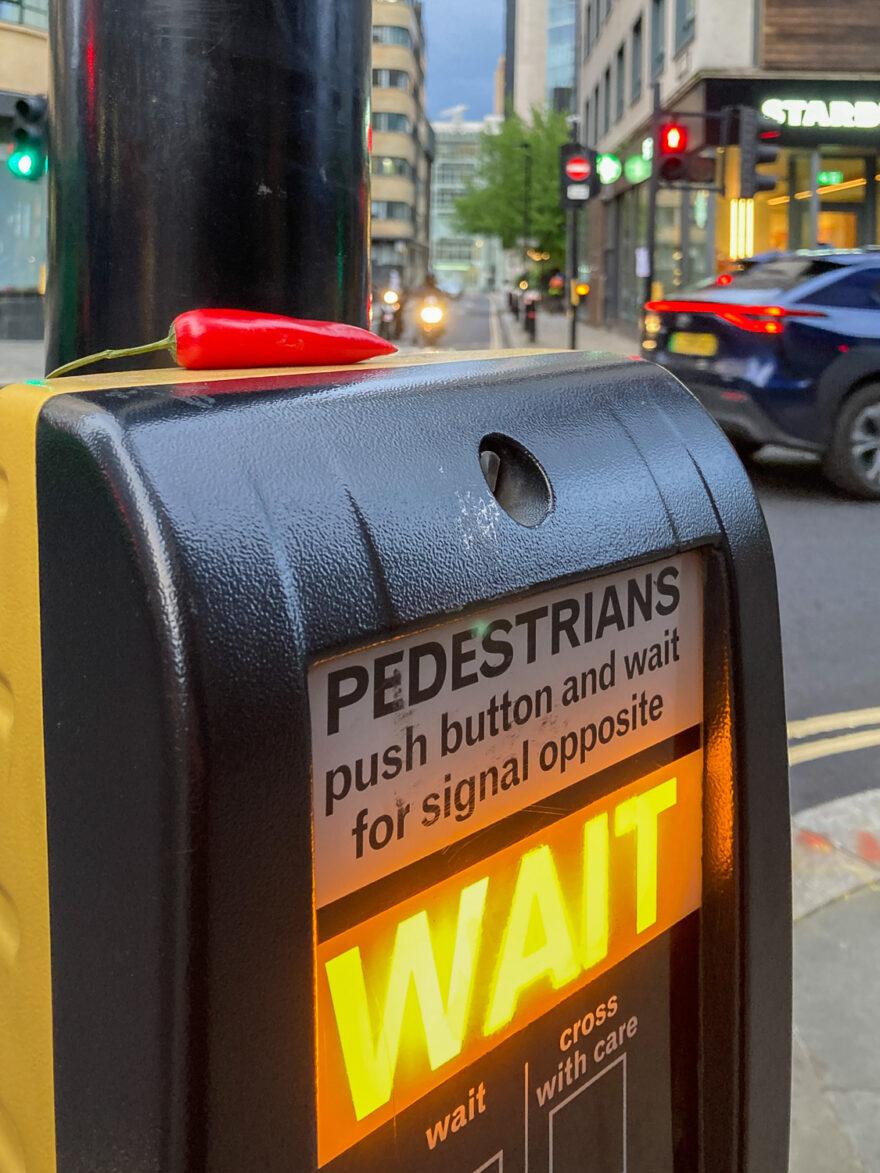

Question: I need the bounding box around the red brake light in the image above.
[644,300,826,334]
[716,274,733,286]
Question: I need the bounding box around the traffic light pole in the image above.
[47,0,372,374]
[643,83,662,315]
[568,206,578,350]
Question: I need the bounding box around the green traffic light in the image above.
[597,154,623,185]
[7,148,43,180]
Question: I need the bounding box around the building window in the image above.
[372,200,415,222]
[604,0,612,18]
[584,98,591,144]
[592,83,600,143]
[371,111,412,134]
[372,25,413,48]
[0,0,47,28]
[651,0,665,76]
[615,43,625,122]
[434,239,475,263]
[372,69,410,91]
[602,66,611,135]
[435,162,474,185]
[372,156,414,179]
[0,160,46,287]
[674,0,694,53]
[584,2,593,58]
[372,242,406,266]
[631,16,643,101]
[433,188,461,207]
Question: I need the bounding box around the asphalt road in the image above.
[748,448,880,814]
[414,291,492,350]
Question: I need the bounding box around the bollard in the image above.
[0,350,790,1171]
[524,295,538,343]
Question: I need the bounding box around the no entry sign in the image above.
[560,143,599,207]
[565,156,591,182]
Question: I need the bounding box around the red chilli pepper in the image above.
[46,309,396,379]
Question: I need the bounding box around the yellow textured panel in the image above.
[0,380,70,1173]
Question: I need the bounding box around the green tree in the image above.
[453,108,570,271]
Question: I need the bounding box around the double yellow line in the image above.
[788,707,880,766]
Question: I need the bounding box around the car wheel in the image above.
[824,382,880,499]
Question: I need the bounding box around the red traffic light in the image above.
[660,124,687,154]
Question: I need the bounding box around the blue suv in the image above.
[643,249,880,497]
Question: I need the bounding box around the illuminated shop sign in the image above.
[762,98,880,130]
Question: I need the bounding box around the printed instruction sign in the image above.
[309,553,702,910]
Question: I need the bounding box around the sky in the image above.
[424,0,505,122]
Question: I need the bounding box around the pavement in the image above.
[0,338,44,383]
[491,292,639,356]
[790,793,880,1172]
[3,325,880,1169]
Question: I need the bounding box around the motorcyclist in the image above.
[411,273,447,345]
[413,272,447,304]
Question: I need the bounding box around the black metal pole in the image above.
[643,82,662,317]
[567,206,578,349]
[523,144,532,259]
[522,161,528,256]
[47,0,372,373]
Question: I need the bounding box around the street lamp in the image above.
[518,141,532,256]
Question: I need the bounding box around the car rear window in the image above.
[718,258,842,291]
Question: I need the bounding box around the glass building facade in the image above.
[547,0,576,108]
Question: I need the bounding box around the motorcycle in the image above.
[376,288,403,341]
[415,294,446,346]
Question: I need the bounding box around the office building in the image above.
[371,0,433,289]
[504,0,577,117]
[430,110,504,293]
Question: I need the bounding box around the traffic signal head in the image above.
[661,124,687,154]
[8,95,48,181]
[659,124,688,182]
[739,105,779,199]
[657,121,716,186]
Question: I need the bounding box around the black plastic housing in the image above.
[35,352,790,1172]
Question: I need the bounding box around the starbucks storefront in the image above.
[706,79,880,258]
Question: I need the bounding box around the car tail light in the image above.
[645,300,827,335]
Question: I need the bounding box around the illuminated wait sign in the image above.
[309,553,703,1167]
[315,754,702,1166]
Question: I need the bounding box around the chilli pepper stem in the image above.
[46,330,175,379]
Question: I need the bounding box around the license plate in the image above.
[669,332,718,357]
